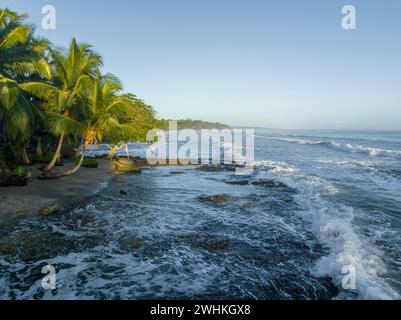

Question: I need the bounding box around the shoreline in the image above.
[0,159,114,219]
[0,157,199,219]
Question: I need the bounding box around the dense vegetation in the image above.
[157,119,229,130]
[0,8,158,182]
[0,8,230,185]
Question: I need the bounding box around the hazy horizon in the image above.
[2,0,401,130]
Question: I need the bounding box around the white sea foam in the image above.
[267,135,401,159]
[254,159,400,300]
[272,137,325,145]
[329,142,401,158]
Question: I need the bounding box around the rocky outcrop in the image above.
[178,234,230,251]
[197,194,236,204]
[170,171,185,175]
[119,236,142,250]
[113,159,142,174]
[0,173,28,187]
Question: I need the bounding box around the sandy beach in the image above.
[0,160,114,218]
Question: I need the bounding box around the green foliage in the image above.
[157,119,229,130]
[14,166,26,177]
[0,7,223,180]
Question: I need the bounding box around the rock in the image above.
[114,160,142,174]
[0,231,74,262]
[41,207,57,216]
[240,203,252,211]
[198,194,236,204]
[195,164,238,172]
[251,180,288,188]
[178,234,229,251]
[194,240,229,250]
[225,180,250,186]
[120,190,128,196]
[0,173,28,187]
[119,237,142,250]
[170,171,185,175]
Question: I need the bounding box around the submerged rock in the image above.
[170,171,185,175]
[178,234,230,251]
[119,236,142,250]
[251,180,288,188]
[41,206,58,216]
[195,164,238,172]
[225,180,250,186]
[0,231,74,262]
[197,194,236,204]
[240,203,252,211]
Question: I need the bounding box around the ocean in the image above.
[1,129,400,300]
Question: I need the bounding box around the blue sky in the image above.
[2,0,401,129]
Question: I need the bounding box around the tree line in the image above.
[0,8,158,180]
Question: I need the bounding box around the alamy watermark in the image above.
[341,5,356,30]
[41,265,57,290]
[342,265,356,290]
[41,5,56,30]
[146,121,255,175]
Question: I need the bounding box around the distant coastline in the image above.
[157,119,230,130]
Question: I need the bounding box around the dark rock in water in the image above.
[225,180,250,186]
[0,173,28,187]
[178,234,229,251]
[240,202,252,211]
[0,231,74,262]
[119,236,142,250]
[198,194,236,204]
[195,164,238,172]
[251,180,288,188]
[170,171,185,175]
[120,190,128,196]
[194,240,229,250]
[41,207,57,216]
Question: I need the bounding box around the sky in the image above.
[2,0,401,130]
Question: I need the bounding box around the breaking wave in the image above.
[253,160,400,300]
[268,136,401,158]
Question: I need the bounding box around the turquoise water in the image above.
[0,129,400,300]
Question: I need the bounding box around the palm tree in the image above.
[104,93,158,159]
[0,8,51,163]
[42,70,134,179]
[20,38,103,171]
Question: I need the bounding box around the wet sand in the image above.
[0,160,114,218]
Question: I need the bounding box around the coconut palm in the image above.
[0,8,51,163]
[41,70,134,179]
[20,38,103,171]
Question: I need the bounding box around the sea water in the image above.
[0,129,400,300]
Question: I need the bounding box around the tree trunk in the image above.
[21,144,31,165]
[41,143,87,180]
[44,131,65,172]
[36,137,43,157]
[107,143,127,160]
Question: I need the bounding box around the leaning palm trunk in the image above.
[44,132,65,172]
[41,143,87,180]
[36,137,43,157]
[107,143,127,160]
[21,144,31,164]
